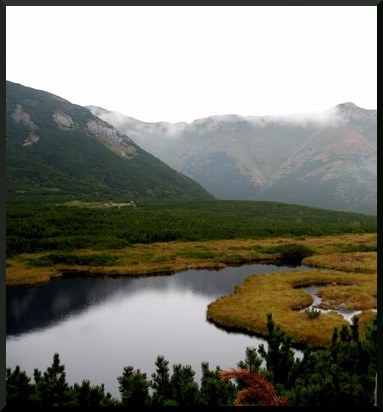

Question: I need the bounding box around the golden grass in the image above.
[6,233,376,287]
[318,282,376,310]
[303,252,376,273]
[6,259,62,287]
[6,232,377,347]
[207,269,376,347]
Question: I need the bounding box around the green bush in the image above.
[304,307,321,319]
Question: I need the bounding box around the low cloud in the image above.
[265,108,344,126]
[91,105,346,143]
[165,122,189,138]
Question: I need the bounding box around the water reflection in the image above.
[7,263,306,398]
[7,263,303,337]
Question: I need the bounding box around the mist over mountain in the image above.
[6,81,212,201]
[88,103,377,215]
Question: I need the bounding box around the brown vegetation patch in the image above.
[207,269,376,347]
[317,283,376,310]
[303,251,376,273]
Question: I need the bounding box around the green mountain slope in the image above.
[6,81,212,201]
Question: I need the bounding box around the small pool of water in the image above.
[299,285,376,323]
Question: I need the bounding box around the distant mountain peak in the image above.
[335,102,376,122]
[337,102,358,109]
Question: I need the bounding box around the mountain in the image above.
[6,81,212,201]
[87,103,377,215]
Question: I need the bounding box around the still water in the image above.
[7,263,305,398]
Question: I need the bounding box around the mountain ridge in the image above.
[87,103,376,215]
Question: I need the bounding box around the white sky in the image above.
[6,6,377,123]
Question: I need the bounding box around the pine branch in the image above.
[220,369,291,406]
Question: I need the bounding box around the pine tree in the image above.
[69,380,116,406]
[199,362,236,406]
[31,353,70,406]
[258,313,295,387]
[150,355,172,406]
[6,366,34,406]
[170,364,200,406]
[117,366,150,406]
[288,315,377,406]
[237,346,262,372]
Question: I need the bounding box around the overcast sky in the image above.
[6,6,377,123]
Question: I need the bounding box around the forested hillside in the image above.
[6,81,212,201]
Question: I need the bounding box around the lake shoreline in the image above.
[6,233,376,289]
[6,234,377,345]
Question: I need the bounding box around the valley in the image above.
[5,80,377,407]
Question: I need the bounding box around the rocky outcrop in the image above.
[12,104,40,146]
[52,110,75,128]
[87,119,136,158]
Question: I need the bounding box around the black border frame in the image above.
[2,2,380,410]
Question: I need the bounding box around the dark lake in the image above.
[6,263,306,398]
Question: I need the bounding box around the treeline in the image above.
[6,314,377,407]
[6,199,377,257]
